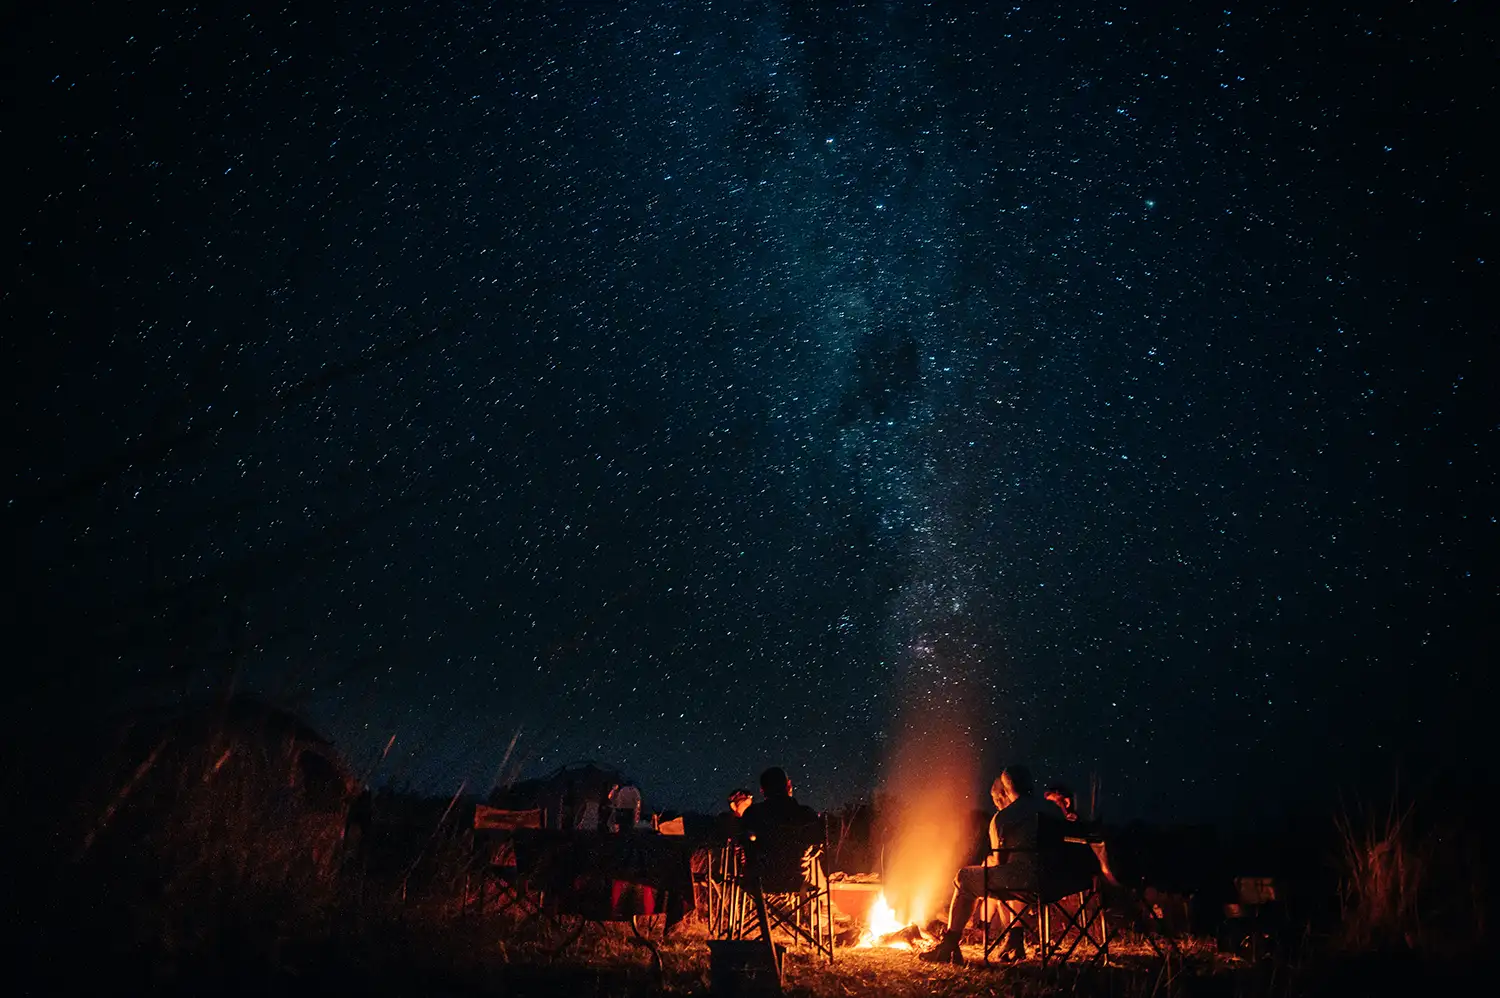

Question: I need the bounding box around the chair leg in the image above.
[1040,900,1050,968]
[1098,891,1110,966]
[983,899,990,961]
[750,887,781,985]
[708,853,719,934]
[982,898,1030,962]
[824,889,834,962]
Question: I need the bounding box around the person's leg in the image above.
[947,866,987,933]
[983,866,1037,958]
[922,866,985,963]
[989,898,1026,956]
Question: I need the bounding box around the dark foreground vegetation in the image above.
[6,701,1493,997]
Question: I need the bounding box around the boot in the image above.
[1001,924,1026,961]
[918,928,965,965]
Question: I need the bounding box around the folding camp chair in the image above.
[465,805,544,916]
[711,840,753,940]
[715,816,835,981]
[1219,876,1282,960]
[981,814,1110,966]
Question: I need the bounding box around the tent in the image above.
[490,760,637,830]
[72,696,360,873]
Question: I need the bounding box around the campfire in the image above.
[835,660,980,955]
[830,879,943,951]
[857,891,940,949]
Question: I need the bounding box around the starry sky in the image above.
[8,1,1494,826]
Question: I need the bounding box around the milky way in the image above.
[10,2,1492,822]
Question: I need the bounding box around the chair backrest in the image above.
[472,806,543,870]
[1235,876,1276,905]
[991,808,1060,859]
[991,811,1102,899]
[745,817,825,893]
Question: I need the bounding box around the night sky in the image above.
[9,1,1494,826]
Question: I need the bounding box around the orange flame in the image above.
[857,891,911,948]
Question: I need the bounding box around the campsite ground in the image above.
[185,903,1463,998]
[13,718,1491,997]
[20,809,1488,997]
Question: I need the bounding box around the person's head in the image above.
[991,765,1035,808]
[1044,784,1076,819]
[989,775,1011,810]
[727,789,754,816]
[759,767,793,799]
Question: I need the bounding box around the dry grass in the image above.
[1333,787,1489,960]
[329,903,1226,998]
[468,917,1249,998]
[38,707,357,988]
[1333,794,1421,953]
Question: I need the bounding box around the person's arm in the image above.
[739,803,760,842]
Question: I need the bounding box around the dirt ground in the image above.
[429,913,1241,998]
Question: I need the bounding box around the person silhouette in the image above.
[606,781,642,832]
[920,766,1051,965]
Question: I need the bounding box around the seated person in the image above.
[712,788,755,841]
[921,765,1053,965]
[1043,785,1120,886]
[740,767,825,889]
[729,788,755,819]
[1044,784,1079,822]
[741,767,819,835]
[606,782,642,832]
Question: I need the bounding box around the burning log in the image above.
[847,888,950,949]
[874,923,926,947]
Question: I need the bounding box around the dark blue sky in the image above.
[8,1,1493,825]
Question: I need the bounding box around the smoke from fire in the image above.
[876,625,983,927]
